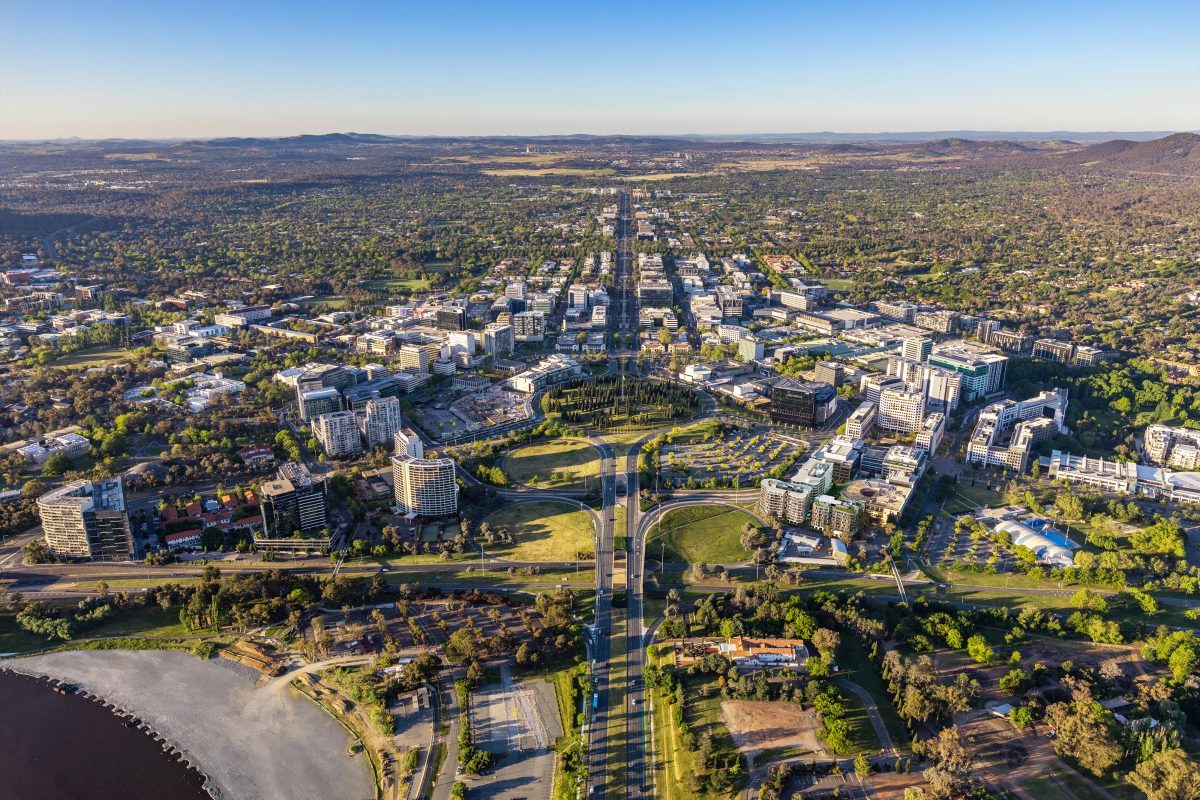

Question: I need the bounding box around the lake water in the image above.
[0,669,210,800]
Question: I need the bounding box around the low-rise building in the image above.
[504,355,582,393]
[718,637,809,668]
[1032,338,1075,364]
[238,444,276,470]
[841,479,912,525]
[844,402,876,439]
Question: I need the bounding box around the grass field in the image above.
[647,506,757,565]
[0,605,191,654]
[443,153,568,166]
[482,501,596,562]
[944,484,1004,514]
[377,566,595,587]
[1021,768,1133,800]
[361,278,431,292]
[837,688,881,755]
[501,439,600,490]
[482,167,616,177]
[50,345,129,369]
[619,172,705,181]
[298,294,349,309]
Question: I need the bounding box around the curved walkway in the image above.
[832,676,896,754]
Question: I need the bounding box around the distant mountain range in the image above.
[2,131,1197,176]
[675,130,1189,144]
[5,130,1192,146]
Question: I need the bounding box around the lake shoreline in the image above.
[3,649,373,800]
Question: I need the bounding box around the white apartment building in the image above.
[901,336,932,362]
[356,332,395,356]
[926,369,962,413]
[759,478,815,525]
[312,411,363,458]
[392,456,458,516]
[401,343,436,374]
[359,396,403,449]
[916,412,946,453]
[966,389,1067,471]
[887,357,961,413]
[504,355,581,393]
[1144,424,1200,471]
[860,374,906,406]
[482,322,514,357]
[394,427,425,459]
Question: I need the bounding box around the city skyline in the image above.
[2,0,1198,139]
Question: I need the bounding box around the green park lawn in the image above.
[502,439,600,490]
[483,501,597,562]
[362,278,431,292]
[50,345,129,369]
[943,484,1004,515]
[0,604,192,654]
[647,505,757,566]
[298,294,349,309]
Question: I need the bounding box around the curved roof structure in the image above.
[995,520,1075,567]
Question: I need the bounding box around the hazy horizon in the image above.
[0,128,1194,145]
[2,0,1197,140]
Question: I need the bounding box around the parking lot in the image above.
[466,667,559,800]
[925,514,1013,571]
[659,424,805,486]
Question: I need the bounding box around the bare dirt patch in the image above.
[959,715,1065,795]
[1015,638,1145,677]
[720,700,822,761]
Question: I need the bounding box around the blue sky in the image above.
[1,0,1197,138]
